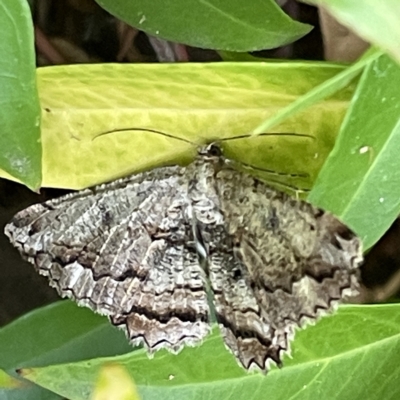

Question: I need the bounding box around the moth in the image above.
[5,142,363,371]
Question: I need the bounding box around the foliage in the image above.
[0,0,41,190]
[1,1,400,399]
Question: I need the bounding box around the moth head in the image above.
[198,143,223,160]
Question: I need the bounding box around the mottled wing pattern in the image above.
[208,250,286,370]
[5,142,363,372]
[212,167,362,370]
[5,166,210,352]
[187,155,289,370]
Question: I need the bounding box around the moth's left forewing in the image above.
[5,166,212,353]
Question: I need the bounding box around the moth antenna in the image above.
[220,131,314,179]
[227,160,309,179]
[92,127,197,146]
[256,178,310,195]
[219,132,315,142]
[225,162,311,194]
[93,128,312,184]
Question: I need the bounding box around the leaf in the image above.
[0,62,356,191]
[0,301,132,371]
[0,301,132,400]
[218,51,267,62]
[92,364,141,400]
[308,54,400,250]
[251,47,382,134]
[0,0,41,190]
[19,304,400,400]
[309,0,400,64]
[95,0,311,52]
[0,370,23,389]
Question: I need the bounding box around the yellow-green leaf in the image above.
[0,62,355,191]
[0,369,23,389]
[92,364,141,400]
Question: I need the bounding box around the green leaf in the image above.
[251,48,382,134]
[309,0,400,64]
[95,0,312,51]
[0,301,131,370]
[0,301,132,400]
[0,370,22,389]
[20,304,400,400]
[0,0,41,190]
[218,51,267,62]
[0,62,356,191]
[308,54,400,250]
